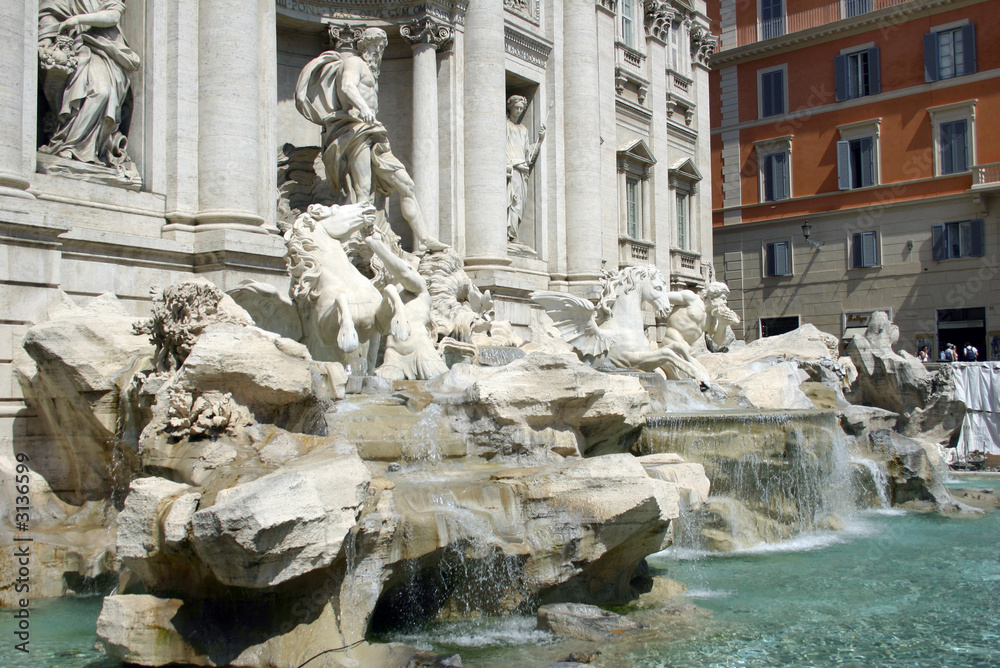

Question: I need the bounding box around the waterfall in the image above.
[641,410,883,550]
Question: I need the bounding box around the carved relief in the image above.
[326,23,364,51]
[690,21,718,64]
[644,0,677,41]
[400,17,454,49]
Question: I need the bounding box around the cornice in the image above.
[276,0,468,26]
[505,24,553,67]
[616,99,653,125]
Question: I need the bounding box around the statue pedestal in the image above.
[37,152,141,191]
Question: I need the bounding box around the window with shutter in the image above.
[838,137,876,189]
[939,120,968,174]
[760,70,785,117]
[852,231,879,268]
[925,24,976,81]
[765,241,791,276]
[934,220,986,259]
[763,152,789,202]
[761,0,784,40]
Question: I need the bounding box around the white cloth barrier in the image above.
[952,362,1000,457]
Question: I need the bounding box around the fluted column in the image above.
[0,0,34,199]
[463,0,509,264]
[564,0,603,279]
[402,18,452,243]
[195,0,264,228]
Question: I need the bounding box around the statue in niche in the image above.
[37,0,141,185]
[658,282,741,380]
[505,95,546,244]
[295,27,446,253]
[532,265,715,384]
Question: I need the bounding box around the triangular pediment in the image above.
[669,157,702,182]
[617,139,656,167]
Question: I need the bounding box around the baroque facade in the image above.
[709,0,1000,359]
[0,0,715,443]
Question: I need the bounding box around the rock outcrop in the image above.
[537,602,647,642]
[427,353,649,458]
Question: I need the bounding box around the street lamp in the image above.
[801,220,824,249]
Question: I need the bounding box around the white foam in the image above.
[396,617,554,648]
[684,587,734,599]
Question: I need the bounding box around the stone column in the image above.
[402,18,453,243]
[462,0,508,264]
[563,0,603,280]
[0,1,33,199]
[195,0,264,228]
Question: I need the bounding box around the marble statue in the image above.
[37,0,140,182]
[532,265,711,382]
[230,202,449,380]
[366,234,449,380]
[658,282,741,380]
[295,27,447,253]
[506,95,545,243]
[418,249,494,343]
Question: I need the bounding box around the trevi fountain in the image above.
[1,2,998,668]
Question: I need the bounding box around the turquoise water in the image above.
[3,478,997,668]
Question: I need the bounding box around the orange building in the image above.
[709,0,1000,359]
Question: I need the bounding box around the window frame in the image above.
[928,100,977,177]
[924,21,976,82]
[835,45,880,102]
[837,118,881,190]
[620,0,637,48]
[850,230,881,269]
[932,220,985,260]
[764,239,793,277]
[754,135,794,203]
[758,65,787,119]
[759,0,785,40]
[676,191,689,250]
[626,176,640,239]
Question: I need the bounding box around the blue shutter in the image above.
[834,54,848,101]
[763,154,775,201]
[941,122,954,174]
[868,47,881,94]
[774,152,788,200]
[955,120,968,172]
[961,24,976,76]
[852,233,863,268]
[837,140,851,190]
[932,223,946,260]
[775,241,790,276]
[970,219,985,257]
[859,137,874,187]
[862,231,878,267]
[924,32,939,82]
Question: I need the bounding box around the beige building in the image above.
[0,0,718,444]
[709,0,1000,358]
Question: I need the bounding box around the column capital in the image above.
[690,21,718,64]
[400,17,454,50]
[325,23,365,51]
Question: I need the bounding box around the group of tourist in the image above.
[917,343,980,362]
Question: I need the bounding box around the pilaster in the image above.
[0,1,36,199]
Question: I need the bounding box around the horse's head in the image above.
[637,268,671,318]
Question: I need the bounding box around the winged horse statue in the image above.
[531,265,724,384]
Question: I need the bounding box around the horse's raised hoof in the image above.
[390,315,411,342]
[338,324,360,353]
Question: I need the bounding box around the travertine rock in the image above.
[844,312,965,441]
[638,454,710,508]
[16,292,152,503]
[862,429,971,513]
[536,602,646,642]
[190,448,370,588]
[427,353,649,458]
[96,595,209,666]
